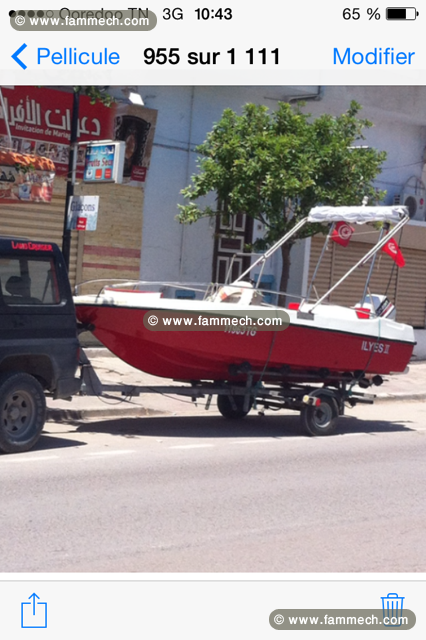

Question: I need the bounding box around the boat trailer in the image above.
[79,351,378,437]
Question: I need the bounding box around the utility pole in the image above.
[62,88,80,270]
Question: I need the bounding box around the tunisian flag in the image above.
[331,221,354,247]
[382,237,405,267]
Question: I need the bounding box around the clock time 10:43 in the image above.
[195,8,233,19]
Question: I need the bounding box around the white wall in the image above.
[139,86,322,285]
[307,86,426,206]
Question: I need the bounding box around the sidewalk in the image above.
[46,349,426,423]
[46,348,216,423]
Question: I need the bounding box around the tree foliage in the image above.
[73,86,115,107]
[178,101,387,294]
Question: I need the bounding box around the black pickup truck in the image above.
[0,237,81,453]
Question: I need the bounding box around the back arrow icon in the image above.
[12,43,27,69]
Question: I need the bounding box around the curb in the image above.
[374,391,426,403]
[82,347,115,359]
[46,405,169,423]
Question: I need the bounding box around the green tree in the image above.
[73,86,115,107]
[178,101,387,300]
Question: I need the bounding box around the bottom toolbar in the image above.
[0,579,424,637]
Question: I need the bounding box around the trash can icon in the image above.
[381,593,405,627]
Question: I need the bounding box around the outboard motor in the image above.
[355,294,396,319]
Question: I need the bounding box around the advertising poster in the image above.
[0,148,55,203]
[0,86,157,186]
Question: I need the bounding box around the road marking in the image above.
[2,455,59,463]
[229,439,276,445]
[86,450,136,457]
[340,432,367,437]
[170,444,215,449]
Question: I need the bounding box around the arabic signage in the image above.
[0,86,157,185]
[83,141,125,183]
[0,149,55,204]
[67,195,99,231]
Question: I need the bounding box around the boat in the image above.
[74,206,415,385]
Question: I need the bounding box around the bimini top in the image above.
[308,205,409,224]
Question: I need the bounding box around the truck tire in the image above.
[0,372,46,454]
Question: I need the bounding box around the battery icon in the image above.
[386,7,419,20]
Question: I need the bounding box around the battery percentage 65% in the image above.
[343,8,381,20]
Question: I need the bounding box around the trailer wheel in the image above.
[300,394,339,436]
[217,393,252,419]
[0,372,46,454]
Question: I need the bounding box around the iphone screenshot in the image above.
[0,2,424,637]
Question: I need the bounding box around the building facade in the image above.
[2,84,426,340]
[0,85,157,291]
[139,85,426,334]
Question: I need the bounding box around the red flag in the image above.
[382,238,405,267]
[331,221,354,247]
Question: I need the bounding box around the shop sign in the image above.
[67,194,100,230]
[83,141,125,183]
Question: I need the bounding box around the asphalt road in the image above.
[1,400,425,572]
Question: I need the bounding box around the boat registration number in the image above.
[224,328,257,337]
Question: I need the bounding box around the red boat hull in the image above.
[75,303,414,380]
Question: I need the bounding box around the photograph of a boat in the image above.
[74,206,415,386]
[75,205,417,435]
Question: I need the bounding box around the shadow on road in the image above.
[32,433,88,451]
[0,433,88,455]
[69,412,412,440]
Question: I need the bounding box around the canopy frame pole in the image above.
[234,217,308,283]
[304,222,335,303]
[308,215,409,313]
[360,224,386,307]
[255,259,267,290]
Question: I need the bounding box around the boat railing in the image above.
[74,276,388,317]
[74,279,210,299]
